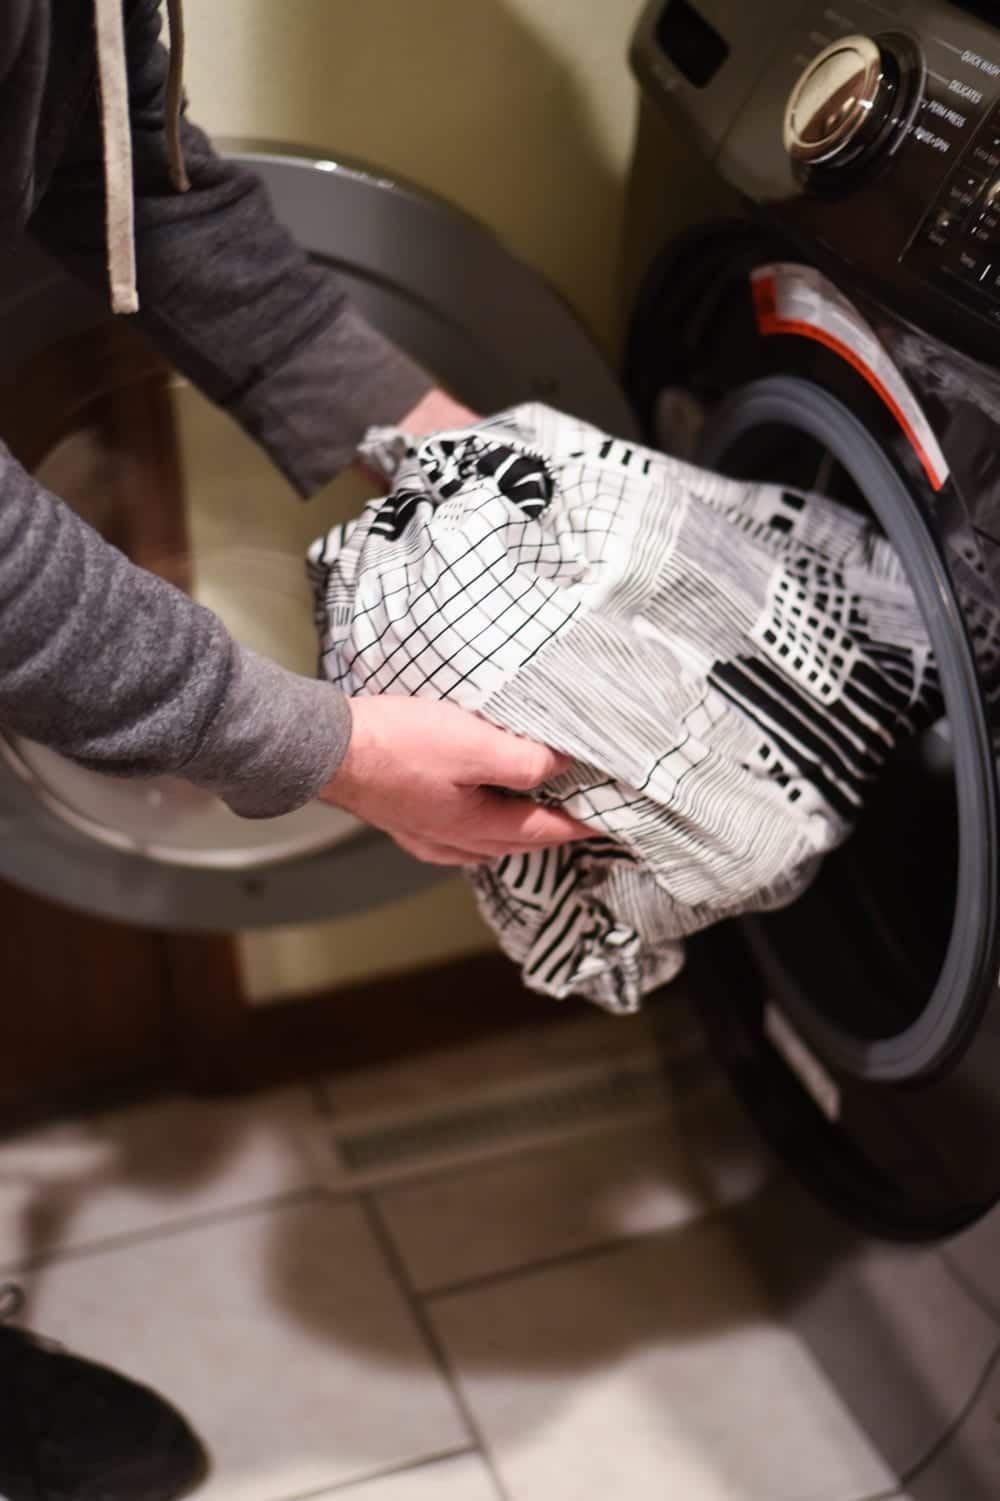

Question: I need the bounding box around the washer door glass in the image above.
[697,376,998,1084]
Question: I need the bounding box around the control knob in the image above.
[783,33,920,177]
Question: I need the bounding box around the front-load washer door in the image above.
[626,225,1000,1240]
[0,145,636,934]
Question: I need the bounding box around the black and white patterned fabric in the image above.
[307,405,941,1013]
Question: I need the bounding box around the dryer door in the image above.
[627,228,1000,1240]
[0,145,635,933]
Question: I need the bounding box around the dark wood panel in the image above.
[169,950,580,1097]
[0,322,241,1117]
[0,877,172,1117]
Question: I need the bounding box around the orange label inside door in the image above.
[751,264,950,492]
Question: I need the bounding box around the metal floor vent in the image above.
[314,1051,711,1192]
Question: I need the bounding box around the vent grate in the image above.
[311,1051,715,1191]
[340,1064,669,1173]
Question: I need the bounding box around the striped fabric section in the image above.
[308,405,942,1014]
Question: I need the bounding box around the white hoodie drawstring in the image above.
[164,0,191,193]
[94,0,138,314]
[93,0,189,317]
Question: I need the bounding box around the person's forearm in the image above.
[0,443,351,815]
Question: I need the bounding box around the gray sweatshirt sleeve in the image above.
[0,442,352,818]
[6,0,434,814]
[29,0,432,497]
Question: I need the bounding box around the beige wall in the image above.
[180,0,655,999]
[183,0,648,350]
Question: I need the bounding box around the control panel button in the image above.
[944,169,987,214]
[942,244,993,286]
[972,132,1000,174]
[970,206,1000,243]
[980,264,1000,300]
[924,208,961,246]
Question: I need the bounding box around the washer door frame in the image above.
[625,225,1000,1237]
[0,143,636,931]
[697,373,998,1083]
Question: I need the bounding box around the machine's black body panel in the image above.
[629,4,1000,1240]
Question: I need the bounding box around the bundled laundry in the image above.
[308,405,940,1013]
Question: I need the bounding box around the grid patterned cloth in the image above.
[308,405,940,1013]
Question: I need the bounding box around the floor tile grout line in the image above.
[898,1336,1000,1490]
[828,1488,903,1501]
[940,1248,1000,1328]
[0,1031,717,1271]
[0,1095,762,1278]
[855,1483,917,1501]
[0,1110,693,1275]
[264,1444,481,1501]
[309,1078,336,1118]
[0,1184,330,1276]
[360,1192,511,1501]
[420,1196,738,1305]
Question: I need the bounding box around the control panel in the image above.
[630,0,1000,342]
[906,105,1000,328]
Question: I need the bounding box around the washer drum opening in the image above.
[697,375,998,1083]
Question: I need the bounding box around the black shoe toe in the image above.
[0,1325,210,1501]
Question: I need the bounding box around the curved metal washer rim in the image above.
[0,145,635,931]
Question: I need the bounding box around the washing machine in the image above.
[627,3,1000,1494]
[0,143,636,934]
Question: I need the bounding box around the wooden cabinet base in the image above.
[170,949,562,1098]
[0,876,173,1121]
[1,884,566,1128]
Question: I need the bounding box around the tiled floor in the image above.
[0,999,929,1500]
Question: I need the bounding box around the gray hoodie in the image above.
[0,0,432,816]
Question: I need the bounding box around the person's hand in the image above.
[320,695,590,865]
[357,389,478,490]
[399,388,478,436]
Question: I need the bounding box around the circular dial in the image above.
[784,33,896,169]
